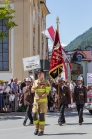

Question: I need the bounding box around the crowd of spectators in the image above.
[1,76,91,113]
[0,77,26,112]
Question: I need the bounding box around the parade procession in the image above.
[1,0,92,139]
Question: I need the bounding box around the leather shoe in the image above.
[58,122,65,126]
[34,129,38,135]
[79,123,82,125]
[82,118,84,122]
[28,121,33,126]
[23,120,26,126]
[79,118,83,124]
[38,131,44,136]
[58,122,62,126]
[58,120,65,126]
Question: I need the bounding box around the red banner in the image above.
[49,30,63,79]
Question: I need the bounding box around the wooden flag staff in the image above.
[56,16,60,108]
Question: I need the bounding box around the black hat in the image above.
[37,69,44,73]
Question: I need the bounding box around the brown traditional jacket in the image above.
[52,83,71,104]
[20,86,34,106]
[74,85,87,105]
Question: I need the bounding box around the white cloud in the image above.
[61,43,67,47]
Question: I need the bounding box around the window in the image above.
[0,19,9,71]
[77,54,82,62]
[33,0,35,7]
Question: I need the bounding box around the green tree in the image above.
[0,0,17,40]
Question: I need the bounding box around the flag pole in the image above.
[56,16,60,33]
[56,16,60,108]
[58,67,60,108]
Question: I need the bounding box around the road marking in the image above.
[0,127,30,131]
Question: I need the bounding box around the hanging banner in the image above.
[87,73,92,86]
[23,55,40,71]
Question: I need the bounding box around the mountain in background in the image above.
[65,27,92,51]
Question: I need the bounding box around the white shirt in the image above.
[61,86,64,90]
[4,86,11,93]
[78,84,82,88]
[0,86,4,94]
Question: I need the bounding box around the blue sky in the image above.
[46,0,92,45]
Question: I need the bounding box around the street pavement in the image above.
[0,108,92,139]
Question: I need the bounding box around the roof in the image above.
[76,50,92,60]
[69,49,92,61]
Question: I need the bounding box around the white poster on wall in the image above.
[23,55,40,71]
[87,73,92,86]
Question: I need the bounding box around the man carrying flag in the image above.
[50,29,71,125]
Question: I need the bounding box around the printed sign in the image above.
[23,55,40,71]
[87,73,92,86]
